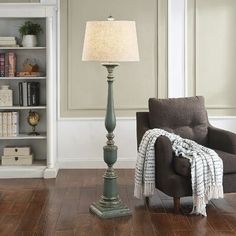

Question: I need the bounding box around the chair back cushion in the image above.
[148,96,208,145]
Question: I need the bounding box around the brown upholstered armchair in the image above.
[136,96,236,213]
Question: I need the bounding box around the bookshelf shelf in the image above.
[0,160,46,168]
[0,77,46,80]
[0,47,46,50]
[0,160,47,178]
[0,106,46,110]
[0,133,47,140]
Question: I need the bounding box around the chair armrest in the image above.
[208,126,236,154]
[155,136,192,197]
[155,136,175,179]
[136,112,150,149]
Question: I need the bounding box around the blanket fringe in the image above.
[191,185,224,217]
[134,183,155,199]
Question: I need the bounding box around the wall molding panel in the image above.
[186,0,236,116]
[60,0,159,117]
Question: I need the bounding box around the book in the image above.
[0,40,17,46]
[19,82,23,106]
[7,112,12,136]
[22,82,28,106]
[27,82,31,106]
[0,53,5,77]
[11,112,19,137]
[0,37,15,41]
[0,112,2,136]
[8,52,16,77]
[0,45,19,48]
[28,82,40,106]
[2,112,8,136]
[4,53,9,77]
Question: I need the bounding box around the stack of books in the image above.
[0,111,19,137]
[19,82,40,106]
[0,37,19,47]
[0,52,16,77]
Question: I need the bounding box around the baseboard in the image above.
[58,158,136,169]
[0,166,46,179]
[43,167,59,178]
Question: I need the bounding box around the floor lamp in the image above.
[82,17,139,218]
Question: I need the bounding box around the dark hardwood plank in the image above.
[34,188,66,235]
[0,170,234,235]
[78,187,96,213]
[207,203,233,231]
[16,201,45,232]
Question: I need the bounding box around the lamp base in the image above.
[90,200,131,219]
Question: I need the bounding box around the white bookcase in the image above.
[0,3,57,178]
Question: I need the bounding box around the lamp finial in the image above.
[107,16,114,21]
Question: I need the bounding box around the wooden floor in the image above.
[0,170,236,236]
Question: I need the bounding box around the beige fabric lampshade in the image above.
[82,20,139,62]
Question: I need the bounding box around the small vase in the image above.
[22,35,37,47]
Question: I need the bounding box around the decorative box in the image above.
[3,146,31,156]
[0,85,13,106]
[1,155,33,166]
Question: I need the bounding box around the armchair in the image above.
[136,96,236,213]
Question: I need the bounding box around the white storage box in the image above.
[1,155,33,166]
[3,146,31,156]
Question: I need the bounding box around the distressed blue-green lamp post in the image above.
[82,17,139,218]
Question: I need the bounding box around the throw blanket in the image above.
[134,128,224,216]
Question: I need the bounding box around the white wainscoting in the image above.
[57,118,137,169]
[57,117,236,169]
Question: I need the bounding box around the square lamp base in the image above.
[90,201,132,219]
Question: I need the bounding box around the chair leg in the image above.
[145,196,149,206]
[174,197,181,214]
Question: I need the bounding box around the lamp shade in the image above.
[82,20,139,62]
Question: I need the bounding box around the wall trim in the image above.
[58,116,136,121]
[58,158,136,169]
[209,116,236,120]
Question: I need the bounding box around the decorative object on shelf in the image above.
[0,85,13,106]
[2,146,32,166]
[23,58,39,73]
[19,21,43,47]
[4,146,31,156]
[27,110,40,136]
[16,58,43,77]
[16,71,43,77]
[82,16,139,218]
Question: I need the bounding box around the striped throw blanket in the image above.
[134,128,224,216]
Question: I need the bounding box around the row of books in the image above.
[19,82,40,106]
[0,37,19,47]
[0,112,19,137]
[0,52,16,77]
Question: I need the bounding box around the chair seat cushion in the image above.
[174,149,236,177]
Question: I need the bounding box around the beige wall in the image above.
[187,0,236,116]
[60,0,166,117]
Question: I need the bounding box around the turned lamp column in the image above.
[82,17,139,218]
[90,63,132,218]
[103,63,119,201]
